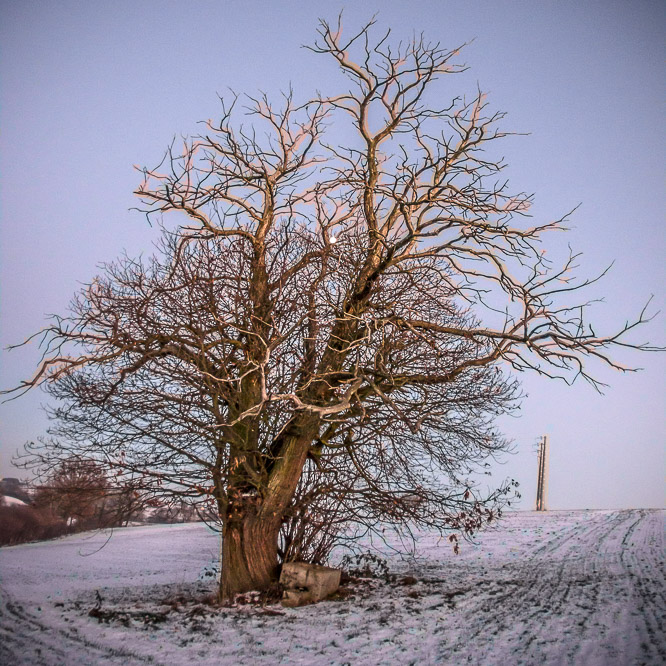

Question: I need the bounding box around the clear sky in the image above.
[1,0,664,509]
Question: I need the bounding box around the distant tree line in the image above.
[0,460,201,547]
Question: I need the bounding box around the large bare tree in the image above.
[5,18,657,599]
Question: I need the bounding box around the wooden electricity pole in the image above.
[535,435,549,511]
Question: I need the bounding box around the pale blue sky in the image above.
[1,0,664,509]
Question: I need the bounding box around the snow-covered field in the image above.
[0,509,663,665]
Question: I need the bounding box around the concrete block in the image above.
[280,562,341,607]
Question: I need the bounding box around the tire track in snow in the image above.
[0,587,158,666]
[0,594,70,666]
[434,509,664,665]
[616,509,666,663]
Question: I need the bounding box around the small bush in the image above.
[340,552,395,583]
[0,504,70,546]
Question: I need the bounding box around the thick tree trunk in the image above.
[219,416,321,600]
[219,500,280,600]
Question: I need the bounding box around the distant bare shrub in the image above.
[32,459,148,530]
[0,504,70,546]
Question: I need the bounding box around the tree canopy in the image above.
[5,17,658,599]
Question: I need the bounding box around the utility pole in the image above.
[535,435,549,511]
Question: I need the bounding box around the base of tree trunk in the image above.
[219,513,279,600]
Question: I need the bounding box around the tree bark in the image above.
[220,498,280,600]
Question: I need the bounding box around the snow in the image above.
[0,495,28,506]
[0,510,664,665]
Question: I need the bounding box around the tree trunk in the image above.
[219,415,321,600]
[219,499,280,600]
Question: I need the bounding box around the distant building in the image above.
[0,477,32,504]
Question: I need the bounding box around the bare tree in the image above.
[5,17,658,599]
[33,459,109,528]
[32,457,149,529]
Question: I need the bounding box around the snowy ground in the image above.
[0,495,28,506]
[0,509,663,665]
